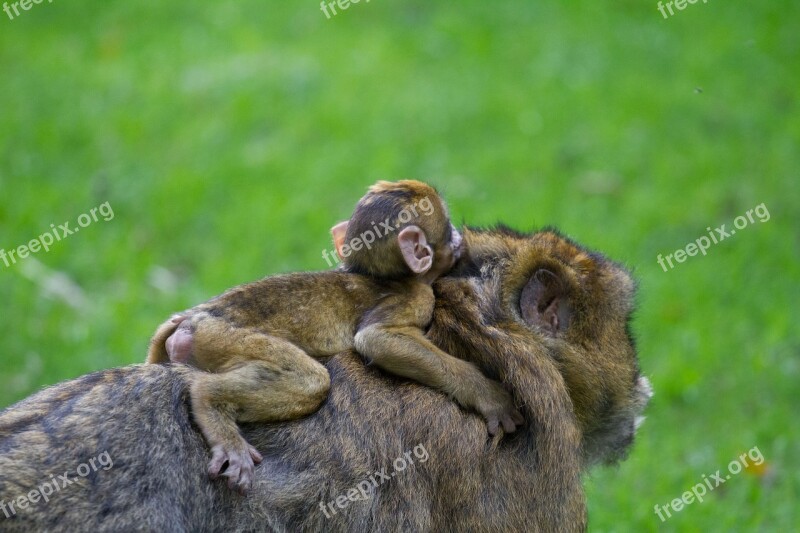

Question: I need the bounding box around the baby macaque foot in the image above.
[208,441,263,494]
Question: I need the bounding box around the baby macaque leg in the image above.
[147,314,190,364]
[187,326,331,493]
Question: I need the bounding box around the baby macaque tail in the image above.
[146,315,187,364]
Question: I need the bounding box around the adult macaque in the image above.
[147,181,522,492]
[0,227,651,531]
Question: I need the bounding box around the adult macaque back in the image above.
[0,227,651,532]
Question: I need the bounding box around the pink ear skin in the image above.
[331,221,349,260]
[397,225,433,275]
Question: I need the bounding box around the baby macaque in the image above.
[147,180,523,493]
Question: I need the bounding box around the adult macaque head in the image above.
[459,226,652,466]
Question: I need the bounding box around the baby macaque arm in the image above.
[353,284,523,435]
[355,324,523,435]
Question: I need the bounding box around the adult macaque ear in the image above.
[397,225,433,275]
[519,269,572,335]
[331,221,349,260]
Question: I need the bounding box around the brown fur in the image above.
[0,227,650,531]
[146,181,519,492]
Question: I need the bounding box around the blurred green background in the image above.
[1,0,797,530]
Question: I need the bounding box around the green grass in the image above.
[1,0,797,530]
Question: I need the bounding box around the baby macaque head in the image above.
[332,180,463,283]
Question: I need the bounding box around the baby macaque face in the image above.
[421,223,463,284]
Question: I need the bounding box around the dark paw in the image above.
[208,442,263,494]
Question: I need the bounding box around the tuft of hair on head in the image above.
[368,179,432,195]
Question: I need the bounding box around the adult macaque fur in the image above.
[0,227,652,532]
[146,180,522,493]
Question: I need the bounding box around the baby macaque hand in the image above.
[475,380,525,436]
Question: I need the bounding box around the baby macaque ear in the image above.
[398,225,433,275]
[331,221,349,260]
